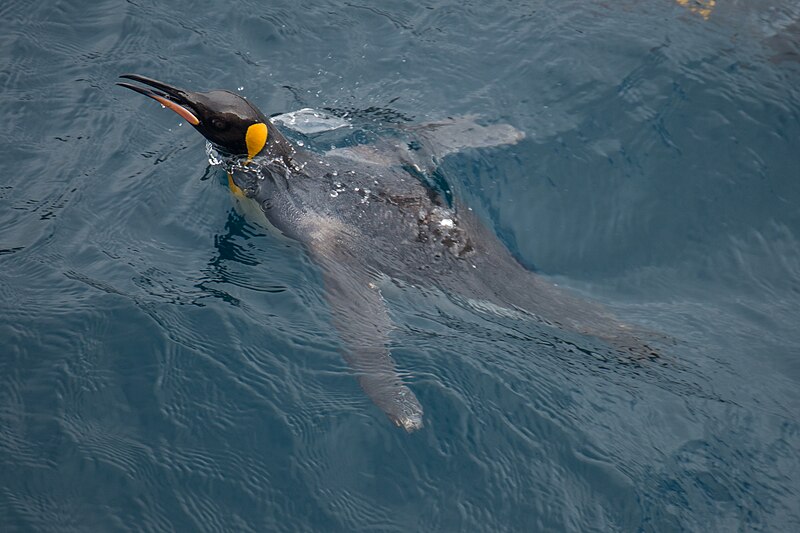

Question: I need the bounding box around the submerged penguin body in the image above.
[120,75,656,431]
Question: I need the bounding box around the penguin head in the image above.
[118,74,288,162]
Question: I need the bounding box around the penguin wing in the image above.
[306,237,424,431]
[320,117,524,176]
[270,108,349,134]
[273,108,524,172]
[403,115,526,160]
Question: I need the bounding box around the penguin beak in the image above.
[117,74,201,126]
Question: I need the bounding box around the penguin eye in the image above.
[211,118,227,130]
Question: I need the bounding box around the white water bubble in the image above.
[205,141,224,166]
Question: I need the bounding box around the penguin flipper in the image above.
[312,252,424,432]
[270,108,349,134]
[273,108,523,172]
[404,115,526,161]
[323,117,525,177]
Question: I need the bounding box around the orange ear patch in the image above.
[246,122,268,161]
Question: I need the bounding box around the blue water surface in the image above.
[1,0,799,531]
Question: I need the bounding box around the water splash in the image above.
[205,141,225,166]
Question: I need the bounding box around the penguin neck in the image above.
[258,124,306,169]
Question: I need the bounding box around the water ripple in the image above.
[2,0,800,531]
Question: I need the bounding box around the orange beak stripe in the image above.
[150,94,200,125]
